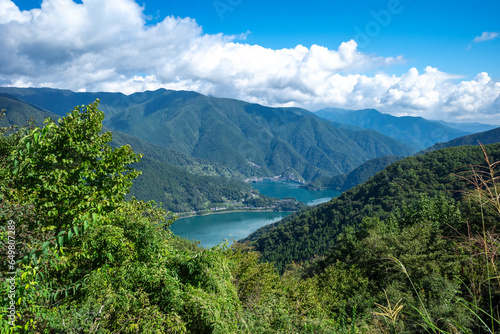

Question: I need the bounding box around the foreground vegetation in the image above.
[1,101,499,333]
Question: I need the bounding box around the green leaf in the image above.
[42,241,51,255]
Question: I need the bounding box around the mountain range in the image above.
[315,107,474,151]
[2,86,499,214]
[0,87,414,182]
[0,92,262,212]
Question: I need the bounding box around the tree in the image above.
[7,99,142,232]
[0,101,248,333]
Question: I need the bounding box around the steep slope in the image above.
[130,157,255,213]
[0,93,58,127]
[311,155,404,191]
[102,90,413,180]
[0,93,262,213]
[110,130,240,178]
[419,126,500,154]
[242,143,500,271]
[316,107,468,151]
[1,87,414,181]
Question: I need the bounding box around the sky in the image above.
[1,0,499,124]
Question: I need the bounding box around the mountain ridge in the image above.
[242,143,500,271]
[0,87,414,181]
[315,107,469,151]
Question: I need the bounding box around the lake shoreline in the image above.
[171,181,340,248]
[176,208,292,219]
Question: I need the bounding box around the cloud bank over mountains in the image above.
[1,0,499,124]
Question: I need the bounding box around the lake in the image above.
[170,181,340,247]
[251,180,340,206]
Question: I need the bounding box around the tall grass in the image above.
[386,143,500,333]
[454,143,500,333]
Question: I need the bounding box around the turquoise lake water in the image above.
[170,181,340,247]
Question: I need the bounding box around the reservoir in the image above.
[251,180,340,206]
[170,181,340,247]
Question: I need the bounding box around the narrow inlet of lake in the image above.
[170,181,340,248]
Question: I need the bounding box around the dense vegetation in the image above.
[419,126,500,154]
[1,101,499,333]
[316,107,468,151]
[0,94,281,214]
[243,143,500,271]
[310,155,403,191]
[0,94,56,128]
[0,87,413,181]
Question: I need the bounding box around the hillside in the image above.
[0,93,58,127]
[0,87,414,181]
[310,155,404,191]
[103,91,413,180]
[3,98,499,333]
[242,143,500,271]
[418,126,500,154]
[316,107,468,151]
[436,119,498,133]
[0,93,270,213]
[110,130,240,179]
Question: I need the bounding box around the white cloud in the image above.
[473,31,499,43]
[0,0,499,124]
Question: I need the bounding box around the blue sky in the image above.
[146,0,500,79]
[3,0,500,123]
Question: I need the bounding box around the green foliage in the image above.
[312,155,404,191]
[0,101,244,333]
[245,143,500,272]
[8,99,141,231]
[1,87,413,182]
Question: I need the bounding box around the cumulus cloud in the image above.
[473,31,499,43]
[0,0,499,124]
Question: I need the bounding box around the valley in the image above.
[172,180,340,246]
[2,1,499,331]
[1,87,499,333]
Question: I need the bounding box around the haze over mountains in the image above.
[315,108,475,151]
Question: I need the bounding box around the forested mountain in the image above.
[0,87,413,181]
[110,130,239,178]
[310,155,404,191]
[316,107,468,151]
[418,126,500,154]
[102,92,412,180]
[0,93,58,127]
[2,99,499,333]
[242,143,500,271]
[0,93,265,213]
[436,119,498,133]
